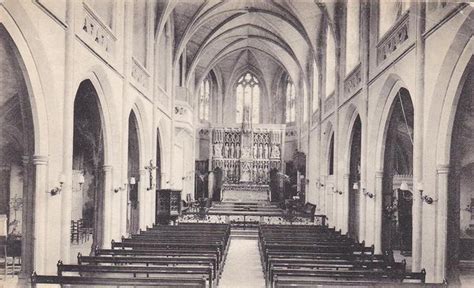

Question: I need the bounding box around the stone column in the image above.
[32,155,48,274]
[19,156,32,280]
[138,169,147,230]
[102,165,113,247]
[435,165,449,282]
[359,184,366,241]
[374,170,383,253]
[60,0,76,263]
[412,0,426,272]
[342,174,350,233]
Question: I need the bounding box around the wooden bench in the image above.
[79,254,218,279]
[57,261,214,288]
[31,272,207,287]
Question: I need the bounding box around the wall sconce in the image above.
[363,189,375,199]
[49,173,66,196]
[421,194,434,204]
[417,183,435,204]
[78,173,85,188]
[400,181,409,191]
[114,179,128,193]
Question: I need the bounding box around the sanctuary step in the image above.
[208,201,283,215]
[231,228,259,239]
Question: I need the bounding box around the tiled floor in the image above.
[219,238,265,288]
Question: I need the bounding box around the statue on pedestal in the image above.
[214,143,222,158]
[263,143,269,159]
[224,143,230,158]
[236,143,241,158]
[271,144,280,159]
[230,143,235,159]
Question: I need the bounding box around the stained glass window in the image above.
[236,73,260,123]
[286,79,296,123]
[199,78,210,121]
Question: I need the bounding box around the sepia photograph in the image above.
[0,0,473,287]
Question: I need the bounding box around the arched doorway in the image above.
[127,112,140,235]
[447,60,474,281]
[348,115,361,240]
[381,88,414,258]
[72,80,105,254]
[0,26,36,277]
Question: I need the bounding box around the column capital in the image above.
[22,155,30,165]
[437,164,450,175]
[32,155,48,165]
[375,170,384,178]
[343,173,350,179]
[102,165,113,172]
[0,165,10,171]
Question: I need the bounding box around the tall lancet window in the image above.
[199,78,210,121]
[236,72,260,124]
[286,79,296,123]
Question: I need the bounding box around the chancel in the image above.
[0,0,473,287]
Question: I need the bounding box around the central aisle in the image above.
[219,238,265,288]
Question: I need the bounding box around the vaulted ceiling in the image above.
[160,0,329,93]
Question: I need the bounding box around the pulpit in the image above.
[155,189,181,224]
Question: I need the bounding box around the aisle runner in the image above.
[219,239,265,288]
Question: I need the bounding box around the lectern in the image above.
[155,189,182,224]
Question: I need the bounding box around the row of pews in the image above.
[31,223,230,287]
[259,224,432,287]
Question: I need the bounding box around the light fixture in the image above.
[130,177,136,186]
[78,174,85,186]
[114,179,128,193]
[49,173,66,196]
[352,182,359,190]
[416,182,424,192]
[421,194,434,204]
[399,181,409,191]
[363,189,374,199]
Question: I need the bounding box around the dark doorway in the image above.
[72,80,105,252]
[348,116,361,240]
[0,26,36,277]
[127,112,140,235]
[447,61,474,282]
[381,88,414,256]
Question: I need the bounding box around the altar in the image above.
[209,124,285,202]
[221,184,270,202]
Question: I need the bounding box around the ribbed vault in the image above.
[161,0,326,95]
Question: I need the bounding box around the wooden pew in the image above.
[31,272,207,287]
[57,261,214,288]
[79,254,217,278]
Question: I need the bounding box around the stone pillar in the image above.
[138,169,147,230]
[32,155,48,274]
[359,183,366,241]
[60,0,76,263]
[374,170,383,253]
[102,165,113,247]
[412,0,426,273]
[19,156,32,280]
[435,165,449,282]
[342,174,350,234]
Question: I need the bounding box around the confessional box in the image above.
[155,189,182,224]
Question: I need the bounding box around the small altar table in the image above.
[221,184,270,202]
